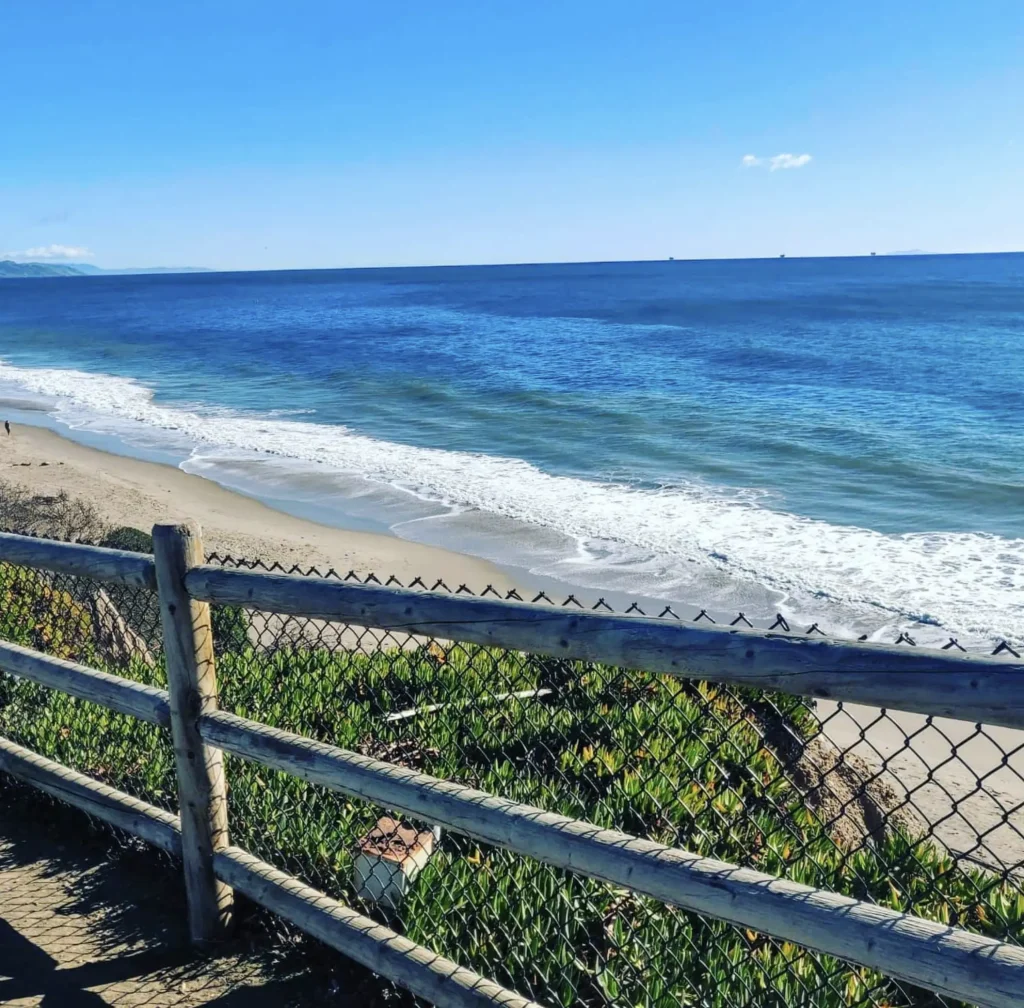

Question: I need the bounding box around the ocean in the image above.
[0,254,1021,646]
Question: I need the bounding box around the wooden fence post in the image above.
[153,521,233,945]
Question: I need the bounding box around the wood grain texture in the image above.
[0,639,170,725]
[0,735,181,855]
[0,531,156,588]
[187,566,1024,728]
[200,708,1024,1008]
[214,846,543,1008]
[153,522,233,945]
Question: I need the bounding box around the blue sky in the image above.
[2,1,1021,270]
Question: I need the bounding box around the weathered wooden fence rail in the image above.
[1,525,1023,1008]
[186,563,1024,730]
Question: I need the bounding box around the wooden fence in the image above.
[1,522,1023,1008]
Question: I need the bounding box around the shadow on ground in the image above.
[0,782,358,1006]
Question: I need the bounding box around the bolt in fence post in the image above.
[153,520,234,946]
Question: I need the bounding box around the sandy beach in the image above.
[0,423,516,591]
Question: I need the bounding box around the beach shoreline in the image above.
[0,411,759,622]
[0,422,518,592]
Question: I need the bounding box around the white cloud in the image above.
[741,153,813,171]
[8,244,94,261]
[769,153,812,171]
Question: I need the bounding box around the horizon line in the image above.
[15,247,1024,276]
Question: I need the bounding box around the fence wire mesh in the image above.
[204,553,1024,1008]
[0,537,1023,1008]
[0,547,177,819]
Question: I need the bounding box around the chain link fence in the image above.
[205,554,1024,1008]
[0,540,176,820]
[1,536,1023,1007]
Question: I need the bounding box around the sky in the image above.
[1,1,1022,271]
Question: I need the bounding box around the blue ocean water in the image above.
[0,254,1021,644]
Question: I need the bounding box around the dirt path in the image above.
[0,807,323,1007]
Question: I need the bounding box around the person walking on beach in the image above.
[3,421,9,436]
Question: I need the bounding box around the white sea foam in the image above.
[0,361,1020,646]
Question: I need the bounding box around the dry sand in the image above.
[817,701,1024,873]
[0,423,515,591]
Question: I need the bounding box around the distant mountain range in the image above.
[0,260,85,278]
[0,260,212,279]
